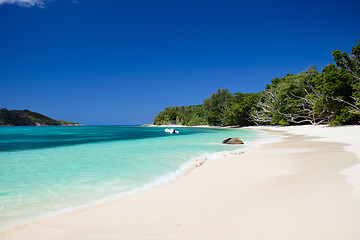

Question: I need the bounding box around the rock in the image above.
[222,137,244,144]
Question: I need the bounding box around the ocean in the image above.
[0,126,268,227]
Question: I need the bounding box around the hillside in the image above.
[0,108,80,126]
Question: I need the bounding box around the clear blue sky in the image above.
[1,0,360,125]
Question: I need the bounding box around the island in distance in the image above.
[0,108,80,126]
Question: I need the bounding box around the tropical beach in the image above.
[1,125,360,240]
[2,0,360,239]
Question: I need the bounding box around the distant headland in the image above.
[0,108,80,126]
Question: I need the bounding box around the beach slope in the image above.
[1,125,360,240]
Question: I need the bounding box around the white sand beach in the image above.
[1,125,360,240]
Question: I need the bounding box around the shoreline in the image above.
[1,125,360,239]
[246,125,360,201]
[0,126,270,231]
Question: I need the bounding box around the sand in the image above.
[1,125,360,239]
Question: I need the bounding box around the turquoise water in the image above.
[0,126,266,227]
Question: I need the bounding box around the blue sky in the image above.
[1,0,360,125]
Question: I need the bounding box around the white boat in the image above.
[165,128,179,134]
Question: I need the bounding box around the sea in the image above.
[0,126,271,228]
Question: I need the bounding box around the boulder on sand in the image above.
[222,137,244,144]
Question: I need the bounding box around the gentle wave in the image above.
[0,126,277,229]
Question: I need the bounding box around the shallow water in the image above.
[0,126,267,227]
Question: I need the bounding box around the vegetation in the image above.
[153,39,360,126]
[154,89,259,126]
[153,105,207,126]
[0,109,80,126]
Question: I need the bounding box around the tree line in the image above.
[153,39,360,126]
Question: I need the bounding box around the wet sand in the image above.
[1,125,360,240]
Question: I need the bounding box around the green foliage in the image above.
[314,64,353,100]
[278,120,290,126]
[186,116,207,126]
[203,88,234,126]
[153,105,206,126]
[250,67,323,125]
[221,92,259,126]
[0,109,79,126]
[332,39,360,81]
[153,39,360,126]
[334,107,357,124]
[331,39,360,120]
[328,120,340,127]
[311,64,357,124]
[153,90,259,126]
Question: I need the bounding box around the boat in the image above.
[164,128,179,134]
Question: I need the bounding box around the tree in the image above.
[332,39,360,83]
[153,39,360,126]
[311,64,357,124]
[250,86,282,124]
[202,88,234,126]
[331,39,360,118]
[152,105,207,125]
[278,67,330,125]
[222,92,259,126]
[251,67,329,125]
